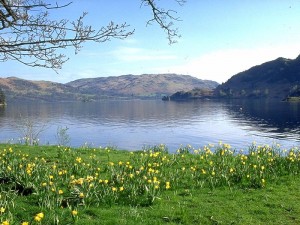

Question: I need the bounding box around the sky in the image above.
[2,0,300,84]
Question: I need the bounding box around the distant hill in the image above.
[67,74,218,99]
[0,77,88,102]
[214,55,300,99]
[0,74,218,102]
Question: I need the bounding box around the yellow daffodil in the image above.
[165,182,170,189]
[76,157,82,163]
[37,212,44,218]
[34,216,42,222]
[1,220,9,225]
[72,210,78,216]
[34,212,44,222]
[79,192,84,198]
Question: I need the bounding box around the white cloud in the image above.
[59,43,300,83]
[163,44,300,83]
[111,47,177,62]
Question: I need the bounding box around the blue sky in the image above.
[2,0,300,83]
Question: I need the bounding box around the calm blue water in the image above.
[0,99,299,152]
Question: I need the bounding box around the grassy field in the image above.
[0,143,299,224]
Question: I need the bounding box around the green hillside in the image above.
[214,55,300,100]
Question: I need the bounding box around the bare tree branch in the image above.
[141,0,185,44]
[0,0,184,70]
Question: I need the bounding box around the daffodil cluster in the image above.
[0,143,299,224]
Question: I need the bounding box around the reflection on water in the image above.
[225,100,300,140]
[0,100,299,152]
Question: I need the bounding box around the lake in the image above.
[0,99,299,152]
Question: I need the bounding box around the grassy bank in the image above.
[0,143,299,224]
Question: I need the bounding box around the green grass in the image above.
[0,143,299,224]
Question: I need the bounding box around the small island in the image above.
[283,85,300,101]
[162,88,213,101]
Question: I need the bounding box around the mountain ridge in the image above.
[0,74,218,102]
[67,74,218,97]
[2,54,300,102]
